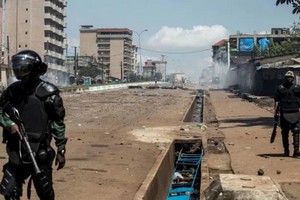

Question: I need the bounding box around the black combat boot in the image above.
[4,195,20,200]
[284,149,290,157]
[282,134,289,157]
[293,133,300,158]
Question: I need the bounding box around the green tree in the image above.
[276,0,300,14]
[253,44,260,57]
[252,39,294,57]
[128,73,139,82]
[78,65,102,79]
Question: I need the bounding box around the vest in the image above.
[3,80,58,165]
[278,84,300,113]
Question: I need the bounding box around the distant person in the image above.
[0,50,68,199]
[274,70,300,157]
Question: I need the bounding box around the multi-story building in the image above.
[152,60,167,81]
[209,28,300,87]
[217,28,300,93]
[229,30,300,59]
[0,1,6,86]
[142,59,167,81]
[132,44,138,75]
[80,26,136,81]
[3,0,68,86]
[212,39,227,64]
[210,28,300,70]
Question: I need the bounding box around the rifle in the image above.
[3,102,54,199]
[2,102,41,174]
[270,103,280,143]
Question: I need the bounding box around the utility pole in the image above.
[161,54,166,81]
[15,0,19,52]
[74,47,78,85]
[120,61,123,82]
[6,36,11,79]
[101,58,104,83]
[227,40,230,71]
[133,30,148,76]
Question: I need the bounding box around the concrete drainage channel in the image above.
[133,89,289,200]
[133,139,203,200]
[133,90,206,200]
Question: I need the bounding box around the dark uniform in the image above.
[0,50,67,200]
[274,70,300,158]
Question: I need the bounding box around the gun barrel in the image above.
[3,103,42,174]
[23,138,41,174]
[20,125,41,174]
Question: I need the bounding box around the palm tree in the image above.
[276,0,300,14]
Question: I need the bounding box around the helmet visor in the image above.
[11,54,35,78]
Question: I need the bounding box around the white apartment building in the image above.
[3,0,68,86]
[80,26,137,81]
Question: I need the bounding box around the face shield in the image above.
[285,76,294,83]
[11,54,36,79]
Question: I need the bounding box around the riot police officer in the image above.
[274,70,300,158]
[0,50,68,199]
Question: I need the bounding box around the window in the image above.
[229,38,237,49]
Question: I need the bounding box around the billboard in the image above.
[239,38,254,51]
[257,38,270,53]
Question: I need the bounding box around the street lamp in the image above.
[133,29,148,76]
[71,46,79,85]
[99,57,104,83]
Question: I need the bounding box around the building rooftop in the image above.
[213,39,227,47]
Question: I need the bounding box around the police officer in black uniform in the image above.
[274,70,300,158]
[0,50,68,200]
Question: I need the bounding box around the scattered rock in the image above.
[257,169,264,176]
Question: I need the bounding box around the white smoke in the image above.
[214,62,237,89]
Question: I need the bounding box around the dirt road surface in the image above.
[0,84,299,199]
[0,87,196,200]
[208,90,300,200]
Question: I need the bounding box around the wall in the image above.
[133,140,175,200]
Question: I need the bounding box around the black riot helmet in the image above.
[11,50,48,80]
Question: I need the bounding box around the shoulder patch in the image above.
[294,84,300,89]
[36,81,59,98]
[294,84,300,92]
[278,84,285,89]
[43,82,57,93]
[278,84,286,92]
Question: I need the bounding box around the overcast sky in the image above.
[66,0,299,82]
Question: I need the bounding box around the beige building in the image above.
[0,1,6,86]
[3,0,68,86]
[80,26,136,81]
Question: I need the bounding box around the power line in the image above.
[66,51,125,58]
[141,48,212,54]
[65,47,211,59]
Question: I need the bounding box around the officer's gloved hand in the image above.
[55,149,66,170]
[10,123,20,136]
